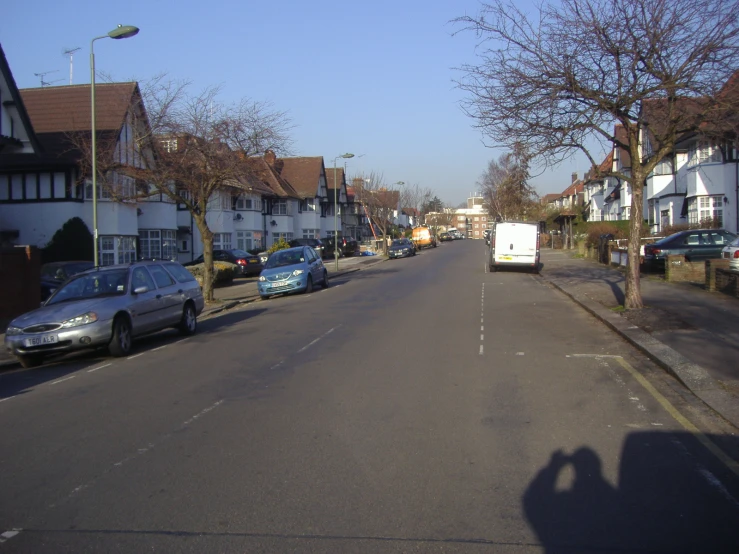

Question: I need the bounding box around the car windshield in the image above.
[391,240,405,246]
[264,250,305,269]
[46,269,129,304]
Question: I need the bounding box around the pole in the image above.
[90,41,99,266]
[334,158,339,271]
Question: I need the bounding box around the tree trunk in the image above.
[194,215,215,303]
[624,175,645,309]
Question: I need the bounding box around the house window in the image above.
[162,230,176,260]
[622,207,631,219]
[236,231,253,251]
[235,195,260,210]
[652,158,673,176]
[273,232,294,244]
[302,229,319,239]
[299,198,317,212]
[458,215,466,221]
[688,141,723,167]
[99,236,136,266]
[660,209,670,230]
[180,239,190,253]
[688,195,724,226]
[273,199,288,215]
[213,233,232,250]
[647,199,655,226]
[139,230,161,259]
[161,138,178,153]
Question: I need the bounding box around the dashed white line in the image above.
[297,325,342,353]
[481,326,484,331]
[49,376,75,385]
[0,529,22,543]
[0,397,13,403]
[480,335,484,341]
[87,363,112,373]
[126,353,144,360]
[479,345,484,355]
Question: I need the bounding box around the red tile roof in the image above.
[278,156,325,198]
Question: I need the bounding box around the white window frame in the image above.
[236,230,253,251]
[213,233,233,250]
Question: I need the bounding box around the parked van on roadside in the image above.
[488,221,540,273]
[412,226,437,249]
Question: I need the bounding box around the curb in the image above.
[541,274,739,430]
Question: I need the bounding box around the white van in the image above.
[488,221,540,273]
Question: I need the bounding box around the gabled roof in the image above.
[20,82,137,133]
[0,44,42,153]
[326,166,344,191]
[540,193,560,204]
[278,156,326,198]
[250,155,299,198]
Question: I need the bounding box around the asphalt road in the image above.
[1,241,739,553]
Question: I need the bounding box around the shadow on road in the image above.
[523,431,739,553]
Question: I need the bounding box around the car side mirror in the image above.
[133,286,149,295]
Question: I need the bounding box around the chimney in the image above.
[572,172,578,183]
[264,150,276,166]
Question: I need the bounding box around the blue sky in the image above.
[2,0,584,206]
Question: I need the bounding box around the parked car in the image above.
[388,238,417,259]
[4,260,204,368]
[184,249,263,277]
[321,236,359,258]
[721,236,739,271]
[257,246,329,299]
[40,260,94,301]
[643,229,738,270]
[288,238,327,258]
[439,232,453,242]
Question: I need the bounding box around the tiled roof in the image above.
[326,166,345,191]
[278,156,325,198]
[19,83,137,133]
[250,156,299,198]
[0,44,42,153]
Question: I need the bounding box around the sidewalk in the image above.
[539,248,739,429]
[0,254,386,369]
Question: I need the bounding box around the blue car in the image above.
[257,246,329,299]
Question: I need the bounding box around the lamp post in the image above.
[333,153,354,271]
[90,24,139,266]
[393,181,405,238]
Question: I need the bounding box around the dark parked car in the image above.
[288,238,327,258]
[643,229,738,270]
[40,260,95,301]
[183,249,263,277]
[388,238,416,259]
[439,232,453,242]
[321,236,359,258]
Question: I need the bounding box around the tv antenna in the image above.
[34,70,63,87]
[63,47,81,84]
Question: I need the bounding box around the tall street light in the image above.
[333,153,354,271]
[90,24,139,266]
[393,181,405,238]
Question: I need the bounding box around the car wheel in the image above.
[108,316,133,357]
[305,275,313,294]
[260,295,271,300]
[17,354,43,369]
[178,302,197,336]
[321,270,329,289]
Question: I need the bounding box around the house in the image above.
[279,155,337,240]
[0,77,171,264]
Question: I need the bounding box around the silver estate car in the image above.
[4,260,204,368]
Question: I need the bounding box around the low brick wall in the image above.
[665,254,705,283]
[706,258,739,298]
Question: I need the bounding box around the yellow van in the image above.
[412,226,436,250]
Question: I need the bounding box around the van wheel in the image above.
[489,265,497,273]
[109,316,132,357]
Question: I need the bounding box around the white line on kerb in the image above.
[88,363,112,373]
[50,376,75,385]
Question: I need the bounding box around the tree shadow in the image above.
[523,432,739,553]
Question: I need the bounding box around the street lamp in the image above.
[393,181,405,238]
[333,153,354,271]
[90,24,139,266]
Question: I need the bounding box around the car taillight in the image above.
[237,259,246,265]
[734,251,739,259]
[646,246,661,256]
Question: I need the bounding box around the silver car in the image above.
[4,260,204,368]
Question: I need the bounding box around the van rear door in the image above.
[489,222,540,272]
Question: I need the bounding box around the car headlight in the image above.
[259,275,266,281]
[61,312,98,328]
[292,269,305,276]
[5,326,22,336]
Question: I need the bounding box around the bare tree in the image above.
[400,182,433,228]
[454,0,739,309]
[352,171,398,254]
[480,145,538,221]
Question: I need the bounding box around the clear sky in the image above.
[2,0,585,206]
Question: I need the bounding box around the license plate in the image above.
[24,334,58,347]
[724,252,730,259]
[270,281,288,288]
[249,259,258,263]
[500,255,513,260]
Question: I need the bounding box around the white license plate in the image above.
[24,334,58,347]
[270,281,288,288]
[499,255,513,260]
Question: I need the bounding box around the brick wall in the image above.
[0,246,41,329]
[664,254,706,283]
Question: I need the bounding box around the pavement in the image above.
[2,246,738,431]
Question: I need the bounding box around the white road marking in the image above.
[480,335,484,341]
[87,363,112,373]
[50,376,75,385]
[270,361,284,370]
[126,353,144,360]
[0,397,14,403]
[182,399,224,426]
[479,345,484,355]
[481,326,484,331]
[151,345,169,352]
[297,325,342,353]
[567,354,623,359]
[516,352,525,356]
[0,529,22,543]
[699,468,739,508]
